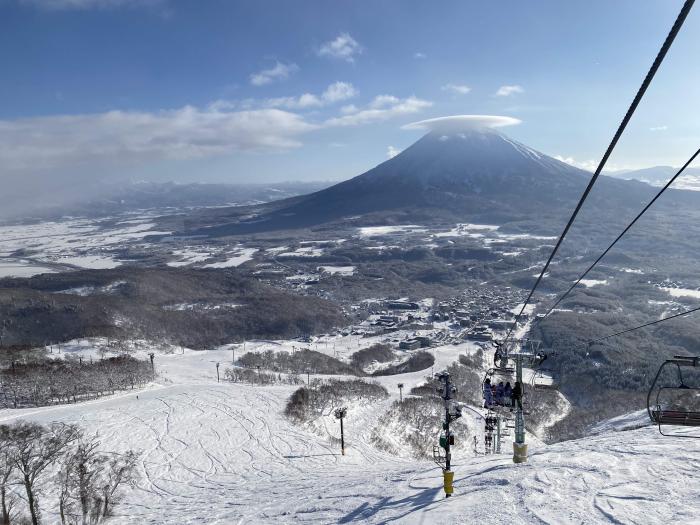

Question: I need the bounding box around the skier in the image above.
[511,381,523,410]
[483,378,494,408]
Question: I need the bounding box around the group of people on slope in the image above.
[483,378,522,410]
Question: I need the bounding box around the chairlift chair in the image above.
[647,355,700,437]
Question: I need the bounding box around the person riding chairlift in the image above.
[504,382,513,407]
[496,381,505,405]
[483,378,494,408]
[511,381,523,411]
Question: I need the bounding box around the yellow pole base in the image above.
[443,469,454,495]
[513,442,528,463]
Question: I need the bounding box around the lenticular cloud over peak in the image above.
[403,114,522,133]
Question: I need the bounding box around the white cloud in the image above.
[0,106,317,173]
[554,155,598,171]
[340,104,359,115]
[249,62,299,86]
[317,33,362,63]
[554,155,634,173]
[386,146,401,159]
[326,96,432,127]
[322,81,358,103]
[441,83,471,95]
[266,93,323,110]
[495,85,524,97]
[264,81,358,110]
[414,52,426,59]
[403,114,521,132]
[650,125,668,131]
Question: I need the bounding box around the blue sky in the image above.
[1,0,699,198]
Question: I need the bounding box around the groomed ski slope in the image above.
[1,348,699,524]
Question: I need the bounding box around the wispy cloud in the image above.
[495,84,524,97]
[265,81,358,110]
[414,52,426,59]
[386,145,401,159]
[249,62,299,86]
[0,106,317,174]
[317,33,362,63]
[650,125,668,131]
[325,95,432,127]
[441,83,471,95]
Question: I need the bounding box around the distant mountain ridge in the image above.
[610,166,700,191]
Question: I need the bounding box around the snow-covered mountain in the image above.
[191,127,658,236]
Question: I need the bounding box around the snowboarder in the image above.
[511,381,522,410]
[483,378,493,407]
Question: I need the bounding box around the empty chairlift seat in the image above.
[647,356,700,436]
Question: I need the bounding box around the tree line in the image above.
[0,421,139,525]
[0,356,152,409]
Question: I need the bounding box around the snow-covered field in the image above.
[0,216,171,276]
[1,340,699,524]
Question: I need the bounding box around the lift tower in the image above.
[499,339,547,464]
[434,372,462,497]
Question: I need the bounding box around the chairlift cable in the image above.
[539,147,700,319]
[502,0,696,348]
[574,304,700,351]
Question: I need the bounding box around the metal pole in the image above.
[513,353,527,463]
[216,362,220,383]
[496,416,501,454]
[439,373,455,498]
[340,417,345,455]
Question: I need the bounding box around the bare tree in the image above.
[4,422,81,525]
[57,436,102,525]
[98,451,139,519]
[57,436,139,525]
[0,426,16,525]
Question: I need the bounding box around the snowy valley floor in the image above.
[1,348,699,524]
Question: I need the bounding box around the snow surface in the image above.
[661,286,700,299]
[203,248,257,268]
[318,265,356,276]
[580,279,609,288]
[357,225,427,238]
[0,261,57,278]
[1,340,699,524]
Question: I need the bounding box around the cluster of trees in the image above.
[412,361,482,407]
[0,421,139,525]
[350,344,394,370]
[372,351,434,376]
[285,379,388,422]
[0,356,152,409]
[370,396,474,459]
[223,367,304,386]
[236,349,359,376]
[458,348,484,370]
